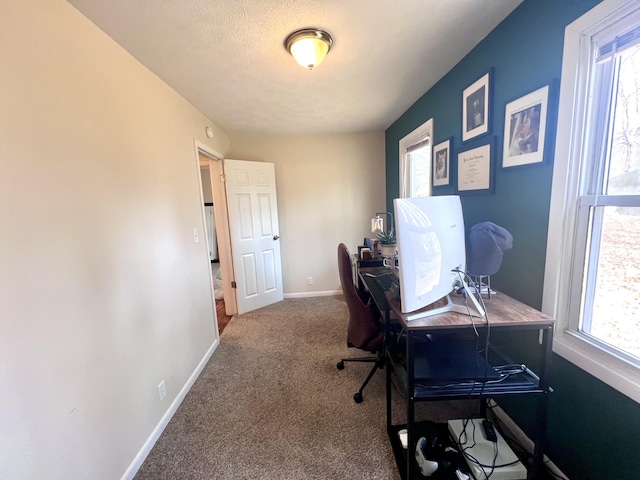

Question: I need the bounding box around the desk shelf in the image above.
[386,342,547,400]
[385,331,553,479]
[359,272,556,480]
[386,322,553,480]
[387,421,473,480]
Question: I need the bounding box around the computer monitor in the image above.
[393,195,484,320]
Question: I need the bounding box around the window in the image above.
[544,0,640,402]
[577,31,640,362]
[399,119,433,197]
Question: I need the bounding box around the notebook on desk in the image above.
[413,342,501,383]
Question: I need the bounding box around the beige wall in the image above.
[227,132,386,295]
[0,1,229,478]
[200,166,214,203]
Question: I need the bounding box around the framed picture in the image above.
[456,140,493,194]
[502,85,549,168]
[432,138,451,187]
[462,71,491,142]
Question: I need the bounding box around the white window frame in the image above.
[543,0,640,403]
[398,118,433,198]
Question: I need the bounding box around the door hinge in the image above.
[231,281,237,289]
[220,174,227,183]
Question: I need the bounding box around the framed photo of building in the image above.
[462,71,491,142]
[502,85,549,168]
[432,138,451,187]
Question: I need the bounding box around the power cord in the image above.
[453,269,492,401]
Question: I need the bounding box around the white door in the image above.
[224,159,283,314]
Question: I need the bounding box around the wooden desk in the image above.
[387,288,553,330]
[359,272,555,480]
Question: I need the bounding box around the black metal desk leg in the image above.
[406,331,415,480]
[531,324,553,479]
[386,307,392,432]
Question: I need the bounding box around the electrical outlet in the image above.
[307,276,313,285]
[158,380,167,401]
[193,228,200,243]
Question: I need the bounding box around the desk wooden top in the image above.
[359,268,554,331]
[387,292,554,330]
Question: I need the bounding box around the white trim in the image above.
[121,339,219,480]
[194,139,224,162]
[284,290,342,299]
[543,0,640,403]
[398,118,433,197]
[193,140,223,338]
[554,333,640,402]
[488,401,568,480]
[488,399,569,480]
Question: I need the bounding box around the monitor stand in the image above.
[403,280,485,322]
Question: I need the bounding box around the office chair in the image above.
[336,243,385,403]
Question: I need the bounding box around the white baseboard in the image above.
[489,400,569,480]
[121,338,220,480]
[284,290,341,299]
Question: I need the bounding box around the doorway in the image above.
[200,167,233,333]
[197,146,238,323]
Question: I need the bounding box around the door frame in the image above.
[195,141,238,315]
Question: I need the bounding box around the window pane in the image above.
[606,43,640,195]
[409,146,430,197]
[585,206,640,359]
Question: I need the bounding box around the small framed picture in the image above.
[502,85,549,168]
[462,71,491,142]
[432,138,451,187]
[456,140,494,194]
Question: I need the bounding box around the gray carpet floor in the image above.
[134,296,477,479]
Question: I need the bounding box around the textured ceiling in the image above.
[67,0,522,135]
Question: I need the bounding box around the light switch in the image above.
[193,228,200,243]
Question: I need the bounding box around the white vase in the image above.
[380,244,397,257]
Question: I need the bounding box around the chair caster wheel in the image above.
[337,361,345,370]
[354,392,363,403]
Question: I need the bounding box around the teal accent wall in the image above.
[385,1,640,478]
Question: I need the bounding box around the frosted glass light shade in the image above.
[285,29,333,70]
[371,216,384,234]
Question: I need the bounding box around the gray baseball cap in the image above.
[467,222,513,276]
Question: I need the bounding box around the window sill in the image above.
[553,332,640,404]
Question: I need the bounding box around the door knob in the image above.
[273,235,280,240]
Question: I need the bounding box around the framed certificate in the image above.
[456,140,493,194]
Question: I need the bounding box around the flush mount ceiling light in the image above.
[284,28,333,70]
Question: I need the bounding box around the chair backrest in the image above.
[337,243,383,352]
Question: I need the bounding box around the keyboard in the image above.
[373,273,398,291]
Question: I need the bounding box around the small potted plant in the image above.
[375,229,397,257]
